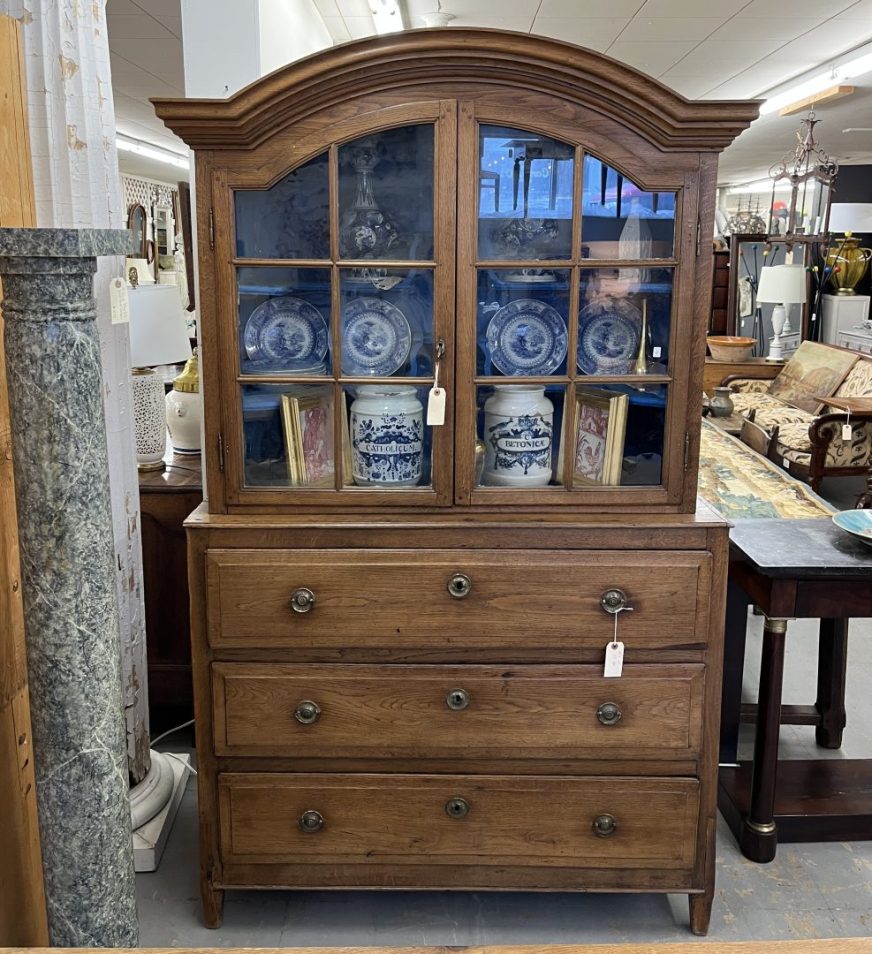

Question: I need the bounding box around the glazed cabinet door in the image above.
[455,104,692,507]
[217,101,456,507]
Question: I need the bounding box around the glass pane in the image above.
[242,384,335,488]
[476,269,570,377]
[339,269,434,377]
[344,384,433,488]
[577,267,673,375]
[234,152,330,259]
[478,125,574,261]
[238,267,332,375]
[338,126,434,261]
[569,383,666,488]
[581,155,675,260]
[474,384,566,488]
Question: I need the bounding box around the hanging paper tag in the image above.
[842,423,853,441]
[110,278,130,324]
[782,458,790,469]
[427,387,446,426]
[604,641,624,678]
[652,346,662,359]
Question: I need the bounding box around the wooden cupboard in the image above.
[154,29,757,934]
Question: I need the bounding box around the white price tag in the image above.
[109,278,130,324]
[604,640,624,678]
[782,458,790,469]
[652,346,662,359]
[427,387,446,425]
[842,423,853,441]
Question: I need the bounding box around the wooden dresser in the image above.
[154,30,756,935]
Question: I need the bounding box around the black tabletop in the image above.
[730,517,872,578]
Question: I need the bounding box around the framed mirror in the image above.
[127,203,149,259]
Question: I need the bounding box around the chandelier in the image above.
[767,108,838,244]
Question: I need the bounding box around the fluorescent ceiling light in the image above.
[760,50,872,115]
[370,0,404,34]
[116,135,189,170]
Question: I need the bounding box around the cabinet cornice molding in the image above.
[152,29,759,153]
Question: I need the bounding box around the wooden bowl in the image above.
[706,335,756,362]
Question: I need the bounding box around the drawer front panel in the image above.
[206,549,712,650]
[213,663,705,759]
[219,773,699,868]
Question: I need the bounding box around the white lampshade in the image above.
[756,264,807,305]
[129,285,192,368]
[828,203,872,234]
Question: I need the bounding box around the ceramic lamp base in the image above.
[132,368,167,471]
[166,388,202,455]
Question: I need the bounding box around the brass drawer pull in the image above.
[592,813,617,837]
[447,573,472,599]
[446,688,470,711]
[596,702,622,726]
[600,588,631,614]
[445,796,470,819]
[290,587,316,614]
[294,700,321,725]
[299,810,324,833]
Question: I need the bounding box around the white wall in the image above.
[259,0,332,77]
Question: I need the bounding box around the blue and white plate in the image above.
[486,299,567,376]
[577,299,641,375]
[832,509,872,549]
[341,297,412,376]
[243,296,329,366]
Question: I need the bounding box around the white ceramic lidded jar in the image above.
[350,385,424,487]
[482,384,554,487]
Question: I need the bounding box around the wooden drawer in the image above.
[219,773,700,869]
[206,549,712,651]
[213,662,705,759]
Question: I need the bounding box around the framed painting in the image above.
[572,388,629,486]
[766,340,857,413]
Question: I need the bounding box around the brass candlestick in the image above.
[634,298,649,375]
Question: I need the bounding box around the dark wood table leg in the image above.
[719,578,751,763]
[740,615,787,863]
[814,618,848,749]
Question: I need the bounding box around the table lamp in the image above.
[826,203,872,295]
[756,264,807,362]
[129,284,192,470]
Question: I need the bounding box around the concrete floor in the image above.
[137,477,872,945]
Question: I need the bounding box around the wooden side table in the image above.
[138,453,203,731]
[703,356,782,395]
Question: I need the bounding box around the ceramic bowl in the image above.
[832,509,872,549]
[706,335,757,362]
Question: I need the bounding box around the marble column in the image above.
[0,227,138,946]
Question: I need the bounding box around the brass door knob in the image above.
[600,588,630,614]
[290,587,316,614]
[299,810,324,833]
[592,813,617,837]
[596,702,622,726]
[294,700,321,725]
[446,688,470,711]
[445,797,470,819]
[447,573,472,599]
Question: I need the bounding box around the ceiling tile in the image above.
[154,15,182,37]
[130,0,180,16]
[337,0,371,15]
[343,15,375,38]
[607,39,699,74]
[105,0,143,15]
[711,17,821,42]
[313,0,342,14]
[110,37,184,89]
[833,0,872,20]
[107,13,175,40]
[617,17,724,42]
[440,0,542,15]
[320,15,351,40]
[532,18,628,49]
[635,0,748,15]
[738,0,856,15]
[109,52,183,98]
[538,0,644,15]
[659,75,712,97]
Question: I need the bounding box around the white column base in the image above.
[131,751,190,873]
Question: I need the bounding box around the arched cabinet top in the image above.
[153,29,758,154]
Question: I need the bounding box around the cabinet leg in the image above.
[814,618,848,749]
[201,880,224,929]
[689,888,713,936]
[740,615,787,863]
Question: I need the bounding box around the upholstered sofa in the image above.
[719,341,872,491]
